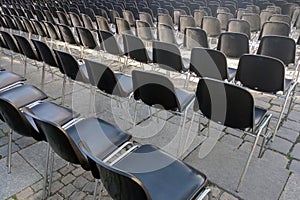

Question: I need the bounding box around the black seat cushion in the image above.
[254,107,267,129]
[67,118,132,160]
[0,85,47,108]
[175,88,195,112]
[114,144,207,200]
[115,73,133,97]
[0,71,25,90]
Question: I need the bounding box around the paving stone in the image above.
[59,184,76,198]
[291,143,300,160]
[27,190,43,200]
[69,191,87,200]
[14,137,36,149]
[61,174,76,185]
[72,167,85,177]
[282,120,300,132]
[47,193,64,200]
[72,176,89,189]
[82,182,95,194]
[0,136,8,146]
[0,143,20,158]
[210,186,222,198]
[280,174,300,200]
[30,179,43,192]
[59,164,75,176]
[277,128,299,142]
[220,192,239,200]
[289,160,300,174]
[288,110,300,123]
[15,187,34,200]
[268,137,293,155]
[220,134,242,149]
[50,181,64,194]
[82,171,94,182]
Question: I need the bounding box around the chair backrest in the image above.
[31,20,48,38]
[158,14,174,27]
[84,59,125,96]
[260,10,273,29]
[157,23,177,44]
[69,12,83,27]
[44,22,61,41]
[115,17,133,35]
[54,49,89,83]
[194,9,208,27]
[235,54,285,93]
[84,144,151,199]
[58,24,78,44]
[13,16,26,32]
[217,32,249,58]
[152,40,184,73]
[3,15,17,30]
[35,9,46,21]
[96,16,112,33]
[132,70,181,111]
[201,16,221,37]
[14,34,40,61]
[31,39,61,71]
[258,21,290,39]
[99,30,123,56]
[0,98,43,140]
[81,13,96,30]
[56,11,70,26]
[85,7,96,21]
[241,13,261,32]
[32,116,89,170]
[136,20,155,41]
[183,27,208,49]
[227,19,251,38]
[139,12,154,27]
[22,17,37,34]
[76,26,98,49]
[257,35,295,65]
[269,14,291,24]
[190,47,228,80]
[179,15,196,33]
[109,10,120,25]
[123,10,136,27]
[194,78,255,129]
[44,10,56,24]
[123,33,151,63]
[0,30,20,53]
[217,12,234,30]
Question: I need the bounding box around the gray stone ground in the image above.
[0,33,299,200]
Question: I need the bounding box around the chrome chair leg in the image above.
[7,129,12,173]
[178,110,188,157]
[133,102,139,128]
[24,57,27,77]
[61,75,67,105]
[10,53,13,71]
[42,143,51,200]
[183,112,195,155]
[93,179,99,200]
[48,149,55,196]
[41,62,45,90]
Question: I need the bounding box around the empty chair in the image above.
[269,14,291,24]
[76,26,101,57]
[235,54,297,142]
[109,10,120,25]
[13,16,26,33]
[96,16,113,33]
[81,13,97,31]
[191,77,272,192]
[84,143,211,200]
[35,9,46,21]
[260,10,273,29]
[194,9,208,27]
[44,22,61,43]
[183,27,209,49]
[85,7,97,21]
[123,33,152,66]
[217,12,234,30]
[241,13,261,33]
[139,12,155,27]
[0,71,25,92]
[153,40,189,76]
[115,17,134,35]
[174,9,186,27]
[22,17,37,38]
[179,15,196,33]
[189,47,235,81]
[43,10,56,24]
[3,15,17,32]
[258,21,290,39]
[201,16,221,38]
[157,23,179,45]
[123,10,136,27]
[69,12,83,27]
[135,20,155,42]
[56,11,70,26]
[217,32,249,58]
[132,70,195,156]
[31,20,48,39]
[227,19,251,39]
[58,24,80,50]
[158,14,174,28]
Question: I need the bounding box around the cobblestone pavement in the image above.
[0,33,300,200]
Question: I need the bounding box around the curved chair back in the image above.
[58,24,78,45]
[136,20,155,41]
[81,13,96,30]
[35,9,46,21]
[227,19,251,38]
[56,11,70,26]
[179,15,196,33]
[241,13,261,32]
[99,30,123,56]
[158,14,173,28]
[43,10,56,24]
[123,34,151,63]
[157,23,177,44]
[269,14,291,24]
[22,17,37,35]
[194,9,208,27]
[201,16,221,37]
[115,17,133,35]
[195,78,254,129]
[183,27,208,49]
[123,10,136,27]
[190,47,228,80]
[14,34,40,61]
[236,54,285,93]
[132,70,181,111]
[31,20,48,38]
[96,16,113,33]
[257,35,295,65]
[217,12,234,30]
[139,12,154,27]
[0,31,20,53]
[217,32,249,58]
[109,10,120,25]
[258,21,290,39]
[260,10,273,29]
[69,12,83,27]
[76,26,98,49]
[44,22,61,41]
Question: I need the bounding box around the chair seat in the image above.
[0,71,25,90]
[67,118,131,160]
[175,88,195,112]
[0,85,47,108]
[228,67,237,81]
[254,107,267,129]
[115,73,133,97]
[113,144,207,200]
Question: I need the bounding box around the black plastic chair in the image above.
[139,12,155,28]
[115,17,134,35]
[174,9,186,27]
[43,10,56,24]
[3,14,17,32]
[201,16,221,38]
[44,22,61,44]
[123,33,152,66]
[123,10,136,27]
[241,13,261,33]
[183,27,209,49]
[194,9,208,27]
[260,10,273,29]
[217,32,249,59]
[81,13,97,31]
[35,9,46,21]
[227,19,251,39]
[132,70,195,156]
[76,26,101,58]
[192,77,272,191]
[12,16,26,34]
[258,21,291,39]
[84,144,211,200]
[136,20,155,42]
[157,23,179,45]
[269,14,291,24]
[179,15,196,33]
[31,115,131,199]
[57,24,80,52]
[217,12,234,30]
[56,11,70,26]
[235,54,298,142]
[96,16,113,33]
[157,14,174,28]
[69,12,83,27]
[31,20,48,40]
[189,47,235,82]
